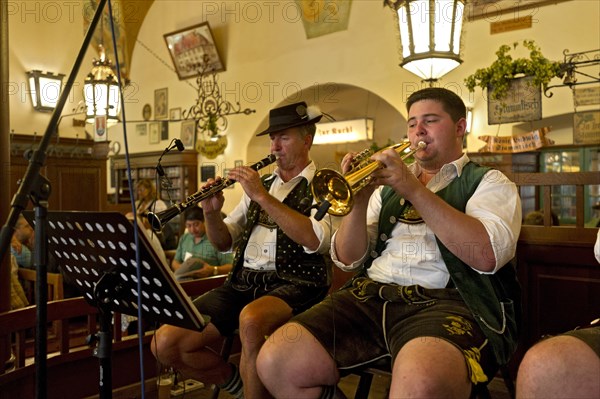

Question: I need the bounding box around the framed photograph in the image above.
[136,123,147,136]
[164,21,225,80]
[142,103,152,121]
[170,107,181,121]
[149,122,160,144]
[154,88,168,120]
[200,165,216,182]
[180,119,196,149]
[160,121,169,140]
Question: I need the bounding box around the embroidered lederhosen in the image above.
[226,175,331,288]
[358,162,521,366]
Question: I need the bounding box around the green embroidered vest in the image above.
[366,162,521,366]
[227,174,331,288]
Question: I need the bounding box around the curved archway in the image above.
[246,83,407,171]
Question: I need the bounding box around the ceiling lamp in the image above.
[84,45,121,125]
[26,70,65,112]
[385,0,465,83]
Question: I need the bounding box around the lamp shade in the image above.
[26,70,65,112]
[84,49,120,124]
[389,0,465,82]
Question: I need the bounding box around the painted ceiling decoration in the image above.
[296,0,353,38]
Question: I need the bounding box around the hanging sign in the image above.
[573,86,600,107]
[488,76,542,124]
[573,111,600,145]
[477,127,553,153]
[314,118,373,145]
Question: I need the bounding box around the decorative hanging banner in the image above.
[197,135,228,159]
[573,111,600,145]
[477,127,553,153]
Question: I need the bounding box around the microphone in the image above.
[299,198,313,215]
[156,139,185,177]
[298,197,331,221]
[174,138,184,152]
[314,200,331,221]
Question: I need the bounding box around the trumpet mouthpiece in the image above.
[416,141,427,150]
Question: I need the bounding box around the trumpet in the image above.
[311,140,426,217]
[147,154,277,232]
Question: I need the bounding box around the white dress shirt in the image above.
[224,161,335,271]
[331,154,522,289]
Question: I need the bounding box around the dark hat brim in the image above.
[256,114,322,136]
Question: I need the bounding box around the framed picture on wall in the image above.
[164,21,225,80]
[181,119,196,149]
[170,107,181,120]
[154,88,168,120]
[160,121,169,141]
[136,123,147,136]
[200,165,216,182]
[149,122,160,144]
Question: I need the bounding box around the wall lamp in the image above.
[26,70,65,112]
[385,0,465,83]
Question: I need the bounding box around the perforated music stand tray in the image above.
[23,211,205,331]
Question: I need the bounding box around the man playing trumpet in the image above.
[151,101,336,398]
[258,88,522,398]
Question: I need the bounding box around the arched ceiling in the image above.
[247,83,407,170]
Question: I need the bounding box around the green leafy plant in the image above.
[465,40,563,100]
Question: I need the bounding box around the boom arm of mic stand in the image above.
[0,1,109,398]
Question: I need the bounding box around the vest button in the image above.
[380,233,388,241]
[389,216,397,224]
[370,250,378,258]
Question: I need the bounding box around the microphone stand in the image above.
[0,1,108,397]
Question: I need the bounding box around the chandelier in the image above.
[183,56,254,142]
[385,0,465,83]
[84,45,121,125]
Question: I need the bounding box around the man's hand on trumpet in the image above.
[370,148,421,199]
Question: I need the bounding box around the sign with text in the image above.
[574,86,600,107]
[478,127,553,153]
[573,111,600,145]
[488,76,542,124]
[314,118,373,145]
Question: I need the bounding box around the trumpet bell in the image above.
[311,168,354,216]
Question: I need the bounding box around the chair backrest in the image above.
[17,268,64,302]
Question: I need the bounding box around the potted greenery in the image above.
[464,40,563,100]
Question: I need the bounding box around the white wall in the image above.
[8,0,600,213]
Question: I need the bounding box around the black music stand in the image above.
[23,211,206,399]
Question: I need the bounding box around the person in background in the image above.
[523,209,559,226]
[515,228,600,399]
[150,101,336,399]
[9,254,28,310]
[172,206,232,281]
[127,178,177,250]
[10,214,34,269]
[257,88,522,399]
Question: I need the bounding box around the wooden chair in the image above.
[17,268,64,303]
[17,268,64,337]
